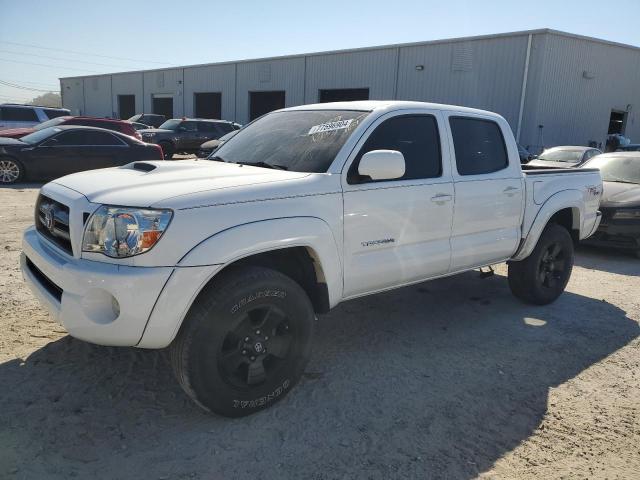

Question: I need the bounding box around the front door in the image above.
[342,112,454,298]
[445,114,523,271]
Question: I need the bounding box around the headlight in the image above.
[82,206,173,258]
[612,208,640,220]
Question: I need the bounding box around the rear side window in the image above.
[450,117,508,175]
[43,109,68,119]
[197,122,218,133]
[216,123,234,135]
[0,106,39,122]
[83,131,125,145]
[349,115,441,182]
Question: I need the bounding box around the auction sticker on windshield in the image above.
[308,119,354,135]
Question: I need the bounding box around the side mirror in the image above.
[358,150,405,181]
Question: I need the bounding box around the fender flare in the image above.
[178,216,343,307]
[512,189,584,261]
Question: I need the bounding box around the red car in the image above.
[0,116,142,141]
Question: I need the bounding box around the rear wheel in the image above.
[159,142,174,160]
[0,157,24,184]
[170,266,315,417]
[508,223,574,305]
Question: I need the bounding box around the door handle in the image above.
[430,193,453,203]
[503,186,520,196]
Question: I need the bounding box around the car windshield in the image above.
[20,127,61,144]
[158,119,181,130]
[538,148,584,162]
[211,110,370,172]
[583,155,640,184]
[33,117,68,131]
[128,114,142,122]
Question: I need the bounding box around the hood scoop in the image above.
[131,162,157,172]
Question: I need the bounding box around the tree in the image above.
[28,92,62,107]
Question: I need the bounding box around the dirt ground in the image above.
[0,185,638,480]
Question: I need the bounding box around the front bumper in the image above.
[21,227,221,347]
[582,220,640,251]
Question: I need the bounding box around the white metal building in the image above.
[60,29,640,152]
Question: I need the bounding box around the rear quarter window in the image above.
[450,117,508,175]
[43,109,69,119]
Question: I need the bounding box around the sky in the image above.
[1,0,639,104]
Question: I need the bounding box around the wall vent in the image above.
[451,43,473,72]
[259,63,271,83]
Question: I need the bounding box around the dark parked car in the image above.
[517,144,534,163]
[0,126,163,184]
[197,130,239,158]
[616,144,640,152]
[140,118,237,159]
[527,146,601,168]
[0,116,142,141]
[581,152,640,257]
[128,114,166,129]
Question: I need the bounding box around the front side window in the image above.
[50,131,91,146]
[450,117,508,175]
[348,115,442,183]
[212,110,370,172]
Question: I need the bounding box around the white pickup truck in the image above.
[21,101,603,417]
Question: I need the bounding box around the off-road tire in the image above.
[170,266,315,417]
[508,223,574,305]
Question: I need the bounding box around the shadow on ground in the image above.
[0,270,637,479]
[575,244,639,276]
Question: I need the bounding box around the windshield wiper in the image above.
[208,155,226,162]
[237,161,288,170]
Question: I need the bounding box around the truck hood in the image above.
[601,181,640,208]
[0,127,34,138]
[51,160,312,207]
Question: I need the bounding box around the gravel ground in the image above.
[0,185,638,480]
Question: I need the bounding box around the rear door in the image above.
[79,130,130,168]
[177,121,200,149]
[342,110,454,297]
[444,114,524,270]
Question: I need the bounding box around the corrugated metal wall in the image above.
[60,78,84,115]
[397,35,529,128]
[305,48,398,102]
[183,64,236,120]
[235,57,305,124]
[142,68,184,117]
[61,31,640,149]
[112,72,144,118]
[521,32,640,151]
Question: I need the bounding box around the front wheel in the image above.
[508,223,574,305]
[0,157,24,184]
[170,266,315,417]
[158,142,174,160]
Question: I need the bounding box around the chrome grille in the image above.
[35,194,72,254]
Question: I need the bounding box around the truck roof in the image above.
[282,100,502,118]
